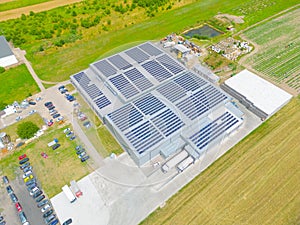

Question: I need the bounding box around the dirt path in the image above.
[0,0,83,22]
[0,0,14,4]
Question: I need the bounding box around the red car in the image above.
[47,121,54,126]
[18,154,27,160]
[41,152,48,158]
[15,202,22,212]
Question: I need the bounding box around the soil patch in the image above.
[215,13,245,24]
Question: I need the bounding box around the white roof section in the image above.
[225,70,292,115]
[174,44,190,53]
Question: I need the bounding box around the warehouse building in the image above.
[71,42,244,166]
[0,36,18,67]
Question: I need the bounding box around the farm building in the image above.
[71,42,244,166]
[0,36,18,67]
[221,70,292,119]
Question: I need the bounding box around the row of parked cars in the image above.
[63,127,76,141]
[44,102,63,121]
[75,145,90,162]
[19,155,59,225]
[58,85,76,102]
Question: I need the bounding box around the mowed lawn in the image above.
[0,125,91,198]
[0,0,50,12]
[0,64,39,104]
[141,97,300,225]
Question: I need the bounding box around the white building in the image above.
[0,36,18,67]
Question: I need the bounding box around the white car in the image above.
[16,116,22,121]
[22,171,33,179]
[63,128,70,134]
[56,116,64,122]
[41,204,51,213]
[29,187,39,196]
[29,110,36,115]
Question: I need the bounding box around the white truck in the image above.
[62,185,76,203]
[177,156,194,172]
[161,150,189,173]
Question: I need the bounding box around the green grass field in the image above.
[141,97,300,225]
[0,113,44,142]
[0,64,40,104]
[19,0,299,82]
[243,8,300,92]
[0,0,50,12]
[0,125,91,198]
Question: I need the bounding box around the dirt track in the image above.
[0,0,83,22]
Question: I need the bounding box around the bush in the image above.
[17,121,39,139]
[0,67,5,73]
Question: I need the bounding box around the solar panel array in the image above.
[72,72,111,109]
[134,94,165,116]
[142,60,173,82]
[157,54,185,75]
[124,68,153,91]
[108,55,132,70]
[176,85,227,120]
[93,60,117,77]
[109,74,139,99]
[189,111,239,151]
[139,42,163,56]
[125,47,149,63]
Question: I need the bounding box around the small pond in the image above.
[184,25,222,38]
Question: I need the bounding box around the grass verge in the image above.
[0,64,40,104]
[141,97,300,225]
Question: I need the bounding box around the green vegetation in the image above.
[141,97,300,225]
[0,113,44,142]
[0,67,5,73]
[17,121,39,139]
[65,83,75,92]
[0,0,297,82]
[0,125,91,198]
[243,8,300,92]
[0,0,50,12]
[74,93,123,157]
[0,64,39,104]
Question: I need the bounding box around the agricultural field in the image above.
[141,96,300,225]
[0,0,50,12]
[242,8,300,93]
[0,0,298,82]
[0,64,40,106]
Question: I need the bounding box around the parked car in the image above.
[0,221,5,225]
[62,218,72,225]
[37,199,49,208]
[41,152,48,158]
[64,128,71,133]
[53,114,61,119]
[56,116,64,122]
[50,110,57,116]
[43,209,53,218]
[48,106,55,110]
[0,216,3,222]
[76,149,85,155]
[22,171,33,179]
[58,85,65,90]
[36,194,45,202]
[60,89,68,94]
[20,162,30,170]
[29,187,39,196]
[44,102,52,107]
[19,158,29,165]
[15,202,22,212]
[70,136,76,141]
[16,116,22,121]
[78,151,86,159]
[66,131,73,137]
[52,144,60,150]
[18,154,27,160]
[29,110,36,115]
[19,212,27,224]
[81,155,90,162]
[41,204,51,213]
[36,97,42,101]
[23,166,32,173]
[45,214,56,223]
[47,120,54,126]
[28,101,36,105]
[50,219,59,225]
[75,145,82,151]
[6,185,13,194]
[10,193,18,203]
[33,190,43,198]
[25,178,36,186]
[2,176,9,184]
[23,175,33,183]
[27,183,37,191]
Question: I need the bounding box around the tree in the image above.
[17,121,39,139]
[0,67,5,73]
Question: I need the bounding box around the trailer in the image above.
[62,185,76,203]
[70,180,82,197]
[47,138,58,147]
[161,150,189,173]
[177,156,194,172]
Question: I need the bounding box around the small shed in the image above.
[0,36,18,67]
[173,44,190,57]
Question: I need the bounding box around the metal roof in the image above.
[0,36,14,58]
